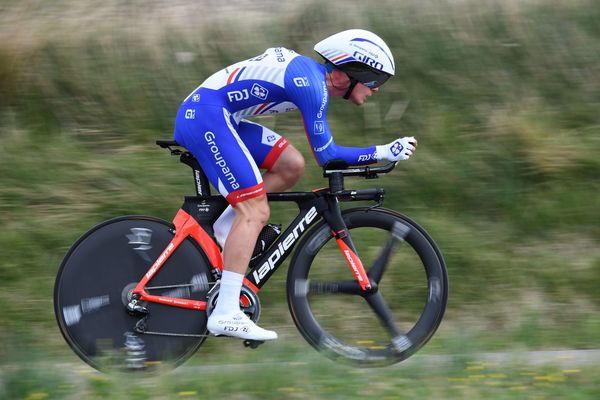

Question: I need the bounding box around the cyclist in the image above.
[173,29,417,341]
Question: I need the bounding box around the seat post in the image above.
[180,152,211,196]
[328,171,345,194]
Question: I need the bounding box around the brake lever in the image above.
[368,192,385,210]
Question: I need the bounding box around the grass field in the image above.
[2,345,600,399]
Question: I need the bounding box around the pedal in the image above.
[243,340,264,349]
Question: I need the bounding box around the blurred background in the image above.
[1,0,599,398]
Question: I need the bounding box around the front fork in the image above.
[323,196,374,293]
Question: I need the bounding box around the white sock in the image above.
[212,270,244,316]
[213,205,236,250]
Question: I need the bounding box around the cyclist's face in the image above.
[348,83,377,106]
[326,71,379,105]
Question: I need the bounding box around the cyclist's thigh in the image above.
[173,105,264,205]
[237,120,289,170]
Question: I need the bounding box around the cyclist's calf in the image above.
[222,195,270,274]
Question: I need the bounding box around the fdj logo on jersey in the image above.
[227,84,269,102]
[227,89,249,102]
[251,83,269,100]
[358,152,375,162]
[353,51,384,70]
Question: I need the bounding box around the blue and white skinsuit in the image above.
[173,47,378,206]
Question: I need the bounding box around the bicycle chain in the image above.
[134,317,209,338]
[138,330,208,338]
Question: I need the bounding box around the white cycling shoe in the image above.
[207,311,278,341]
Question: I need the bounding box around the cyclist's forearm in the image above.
[314,142,378,166]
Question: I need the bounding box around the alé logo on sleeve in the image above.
[293,77,310,87]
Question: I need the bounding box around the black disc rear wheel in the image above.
[54,216,214,372]
[287,208,448,366]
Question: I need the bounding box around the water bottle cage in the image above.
[250,223,282,262]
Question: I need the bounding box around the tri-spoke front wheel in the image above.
[287,208,448,366]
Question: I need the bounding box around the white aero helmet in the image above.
[314,29,395,92]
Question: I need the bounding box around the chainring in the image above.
[205,283,261,323]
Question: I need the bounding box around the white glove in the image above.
[376,137,417,161]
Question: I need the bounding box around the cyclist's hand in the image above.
[376,137,417,162]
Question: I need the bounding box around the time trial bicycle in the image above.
[54,139,448,371]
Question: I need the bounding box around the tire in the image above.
[54,216,214,372]
[287,208,448,366]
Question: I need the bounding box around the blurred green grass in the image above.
[2,346,600,399]
[1,0,599,381]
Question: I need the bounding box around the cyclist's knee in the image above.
[273,146,305,184]
[235,195,270,226]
